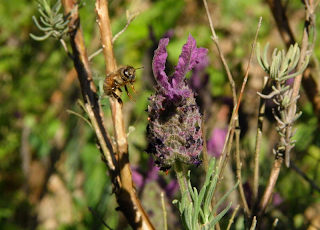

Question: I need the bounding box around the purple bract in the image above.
[146,34,208,171]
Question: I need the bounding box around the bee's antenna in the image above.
[136,67,144,70]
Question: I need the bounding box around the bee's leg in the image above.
[112,91,123,107]
[125,85,136,102]
[130,82,137,93]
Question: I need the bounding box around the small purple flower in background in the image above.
[146,34,208,171]
[207,127,228,158]
[207,98,233,157]
[272,192,283,206]
[131,158,179,198]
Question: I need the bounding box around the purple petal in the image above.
[152,38,172,92]
[171,34,208,88]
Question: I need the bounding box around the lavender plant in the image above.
[173,158,239,230]
[30,0,69,41]
[147,35,238,229]
[256,43,309,166]
[24,0,318,229]
[146,34,207,171]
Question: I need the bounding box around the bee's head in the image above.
[123,66,136,82]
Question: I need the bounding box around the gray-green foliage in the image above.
[30,0,69,41]
[256,42,309,166]
[256,42,309,82]
[173,158,239,230]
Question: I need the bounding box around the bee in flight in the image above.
[103,65,140,107]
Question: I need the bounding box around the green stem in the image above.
[174,161,191,202]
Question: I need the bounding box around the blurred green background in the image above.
[1,0,319,229]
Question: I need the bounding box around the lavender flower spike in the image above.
[146,34,208,171]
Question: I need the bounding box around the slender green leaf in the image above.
[210,181,239,222]
[208,202,232,228]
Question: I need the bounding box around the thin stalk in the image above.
[95,1,154,229]
[257,157,283,225]
[161,192,168,230]
[216,17,262,193]
[286,0,315,166]
[272,218,279,230]
[235,128,250,216]
[291,161,320,193]
[203,0,236,106]
[174,161,192,203]
[61,0,117,175]
[226,204,240,230]
[251,77,269,217]
[249,217,257,230]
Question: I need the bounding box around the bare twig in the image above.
[216,17,262,191]
[236,18,262,115]
[285,0,314,166]
[203,4,262,223]
[202,0,236,106]
[84,99,115,171]
[257,156,283,223]
[95,1,154,229]
[272,218,279,230]
[60,0,153,229]
[250,216,257,230]
[203,0,237,181]
[251,77,269,217]
[88,48,103,61]
[226,205,240,230]
[59,38,74,59]
[61,0,117,175]
[161,192,168,230]
[235,128,250,216]
[88,207,113,230]
[290,161,320,193]
[112,11,139,43]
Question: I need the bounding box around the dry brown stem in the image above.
[251,77,269,219]
[61,0,116,174]
[257,157,283,225]
[61,0,154,229]
[95,1,154,229]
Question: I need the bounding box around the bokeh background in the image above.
[1,0,320,229]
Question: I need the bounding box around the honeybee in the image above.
[103,65,138,106]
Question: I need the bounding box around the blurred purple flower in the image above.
[131,166,144,188]
[146,34,208,171]
[131,158,179,198]
[207,127,228,158]
[273,192,283,206]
